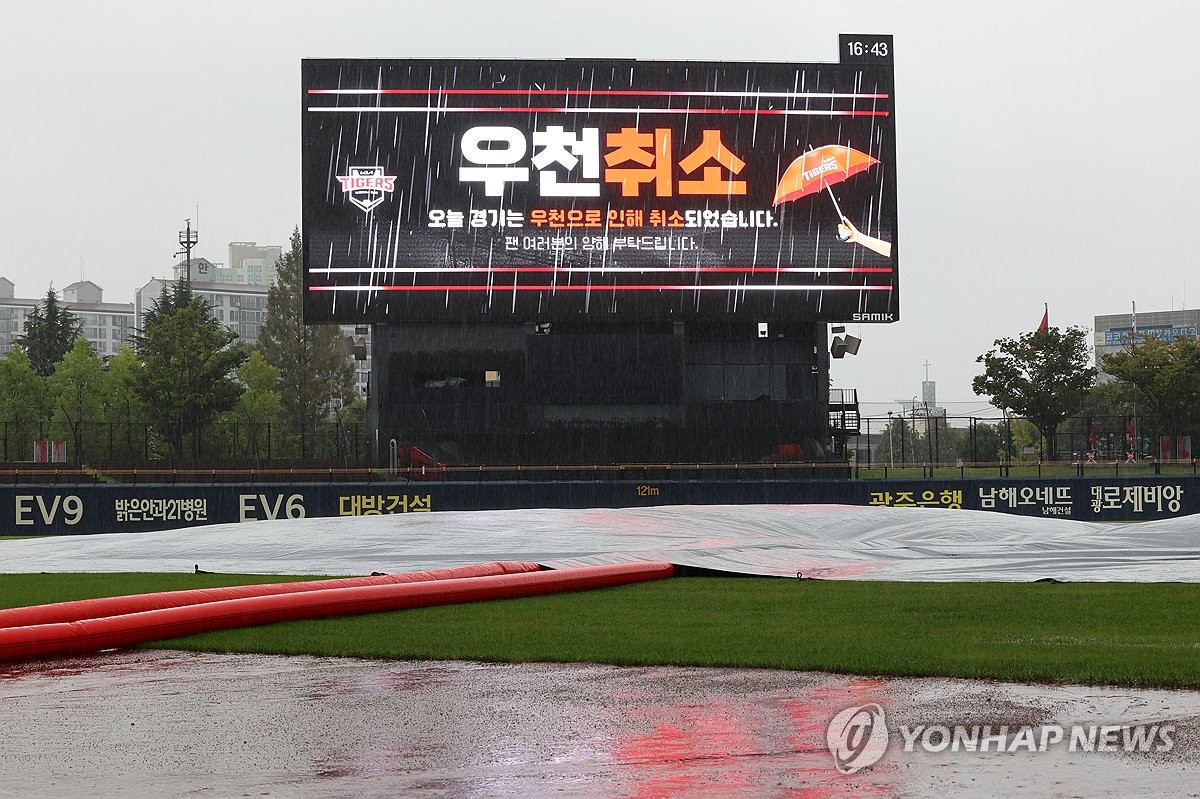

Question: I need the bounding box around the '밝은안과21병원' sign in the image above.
[301,38,898,324]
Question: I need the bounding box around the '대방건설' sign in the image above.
[301,37,898,324]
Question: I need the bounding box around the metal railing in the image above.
[844,413,1194,470]
[0,460,854,485]
[1,413,1193,482]
[849,459,1196,480]
[4,457,1195,485]
[1,420,365,466]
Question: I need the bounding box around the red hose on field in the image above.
[0,561,543,629]
[0,561,675,663]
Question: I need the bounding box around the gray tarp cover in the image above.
[3,505,1198,581]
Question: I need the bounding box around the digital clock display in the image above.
[840,34,894,64]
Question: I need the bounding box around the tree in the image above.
[972,325,1097,460]
[47,338,106,465]
[131,282,250,459]
[873,416,907,466]
[1004,415,1043,462]
[16,288,83,376]
[258,227,355,457]
[956,420,1012,464]
[224,351,284,461]
[328,393,367,463]
[1059,380,1140,458]
[103,345,148,459]
[919,415,961,464]
[1101,335,1200,443]
[872,415,958,466]
[0,346,49,460]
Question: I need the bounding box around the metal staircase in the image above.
[829,388,861,435]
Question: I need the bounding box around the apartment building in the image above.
[0,278,135,357]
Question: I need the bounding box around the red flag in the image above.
[1030,304,1049,351]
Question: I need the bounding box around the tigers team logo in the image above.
[336,166,396,213]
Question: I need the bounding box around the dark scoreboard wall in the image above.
[301,42,899,325]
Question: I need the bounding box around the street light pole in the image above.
[887,410,894,468]
[925,401,934,466]
[912,396,919,466]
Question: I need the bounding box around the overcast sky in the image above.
[2,0,1196,418]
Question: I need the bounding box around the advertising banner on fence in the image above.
[301,35,899,324]
[5,473,1196,535]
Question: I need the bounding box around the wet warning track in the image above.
[2,652,1198,798]
[3,506,1200,795]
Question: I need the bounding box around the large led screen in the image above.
[302,38,898,323]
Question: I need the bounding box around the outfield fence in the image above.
[4,472,1198,535]
[1,413,1194,476]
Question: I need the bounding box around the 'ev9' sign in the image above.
[15,494,84,526]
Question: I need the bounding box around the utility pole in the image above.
[179,219,198,284]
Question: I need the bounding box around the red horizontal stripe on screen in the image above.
[312,267,894,274]
[309,285,893,292]
[306,106,889,117]
[308,88,890,99]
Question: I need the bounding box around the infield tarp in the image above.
[1,505,1198,582]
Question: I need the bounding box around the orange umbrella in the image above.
[772,145,879,214]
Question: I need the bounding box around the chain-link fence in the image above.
[2,420,367,467]
[3,413,1195,477]
[845,413,1197,475]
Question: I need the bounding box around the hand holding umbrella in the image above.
[837,218,892,258]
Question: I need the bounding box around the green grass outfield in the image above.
[2,573,1199,688]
